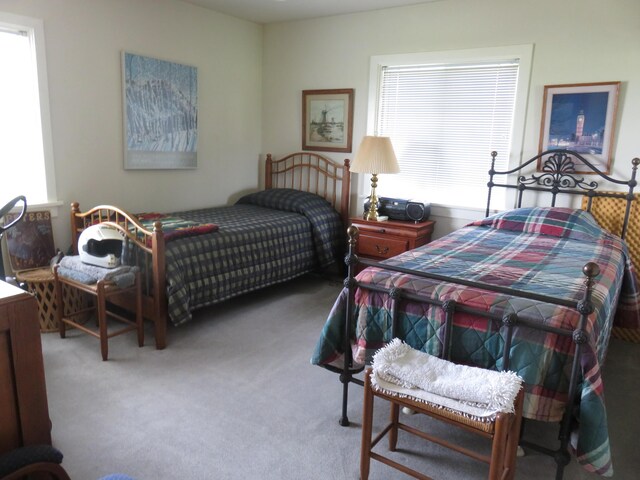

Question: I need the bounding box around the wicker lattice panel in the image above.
[582,193,639,273]
[16,268,90,333]
[582,193,640,343]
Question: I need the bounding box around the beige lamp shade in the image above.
[351,136,400,174]
[352,136,400,221]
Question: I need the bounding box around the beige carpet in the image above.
[39,274,640,479]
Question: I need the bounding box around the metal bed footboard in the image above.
[334,225,599,480]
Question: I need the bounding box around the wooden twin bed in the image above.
[70,152,351,350]
[312,150,640,479]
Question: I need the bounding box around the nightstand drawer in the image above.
[358,233,409,259]
[355,223,416,239]
[349,217,435,267]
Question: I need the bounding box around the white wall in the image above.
[2,0,639,249]
[0,0,263,251]
[262,0,640,238]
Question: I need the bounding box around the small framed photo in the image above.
[302,88,354,152]
[538,81,620,174]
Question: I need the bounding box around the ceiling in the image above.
[182,0,439,24]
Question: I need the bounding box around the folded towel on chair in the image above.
[136,213,218,244]
[371,338,523,419]
[58,256,138,288]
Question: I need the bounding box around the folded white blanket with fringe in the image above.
[371,338,523,420]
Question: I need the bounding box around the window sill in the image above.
[430,203,503,221]
[6,200,64,218]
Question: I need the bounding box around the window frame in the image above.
[0,12,58,210]
[366,44,533,214]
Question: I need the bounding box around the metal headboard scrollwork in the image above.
[486,149,639,239]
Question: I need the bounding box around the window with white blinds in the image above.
[370,47,532,209]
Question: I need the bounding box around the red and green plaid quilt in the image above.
[312,207,639,476]
[136,213,219,244]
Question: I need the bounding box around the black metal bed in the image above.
[329,149,639,480]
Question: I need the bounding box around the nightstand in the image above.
[349,217,435,261]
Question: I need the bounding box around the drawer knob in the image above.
[375,245,389,255]
[376,228,386,234]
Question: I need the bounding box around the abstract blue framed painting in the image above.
[538,82,620,174]
[122,52,198,169]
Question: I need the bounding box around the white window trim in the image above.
[0,12,58,214]
[365,44,534,212]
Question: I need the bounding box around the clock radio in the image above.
[364,197,431,222]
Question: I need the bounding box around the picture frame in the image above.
[4,210,55,271]
[538,81,620,174]
[122,52,198,169]
[302,88,354,152]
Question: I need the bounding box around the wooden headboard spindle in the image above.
[265,152,351,224]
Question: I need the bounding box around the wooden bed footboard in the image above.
[70,202,168,349]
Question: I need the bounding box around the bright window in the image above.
[368,45,532,209]
[0,13,56,207]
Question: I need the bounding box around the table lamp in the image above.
[350,136,400,221]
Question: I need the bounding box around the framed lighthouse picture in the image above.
[538,82,620,174]
[302,89,354,152]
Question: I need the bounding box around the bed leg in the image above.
[154,315,167,350]
[339,371,351,426]
[552,262,599,480]
[339,225,359,427]
[553,452,569,480]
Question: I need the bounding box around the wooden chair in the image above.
[360,367,524,480]
[3,210,61,332]
[53,265,143,361]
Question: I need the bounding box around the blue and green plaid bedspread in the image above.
[311,207,639,476]
[164,189,343,326]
